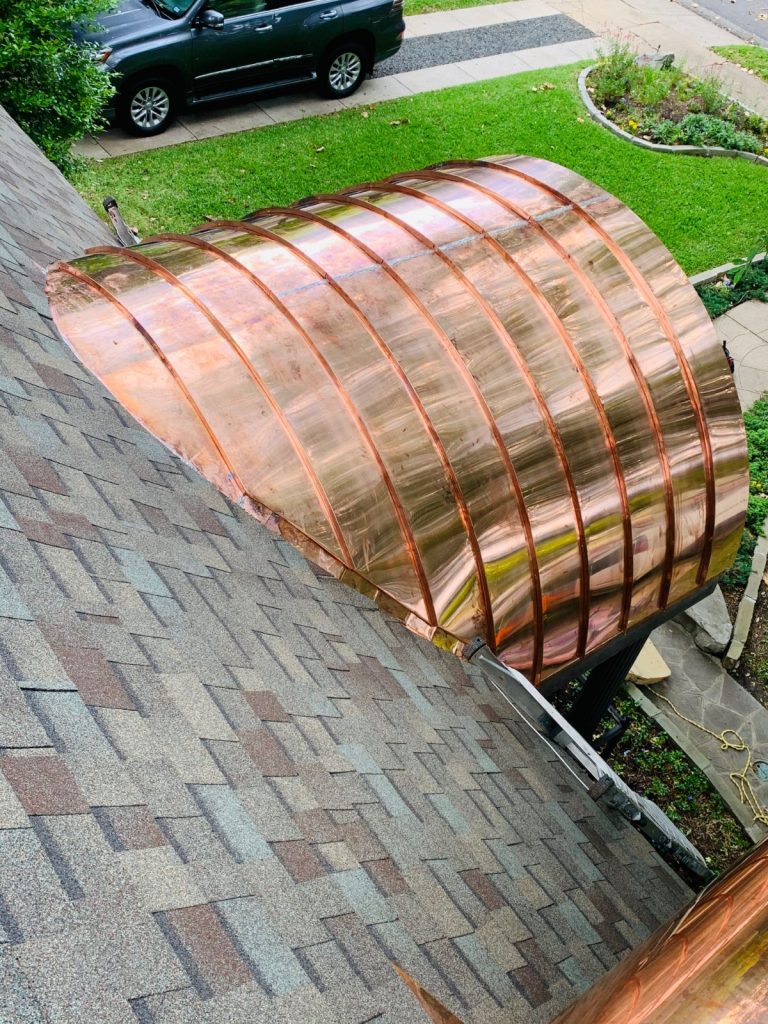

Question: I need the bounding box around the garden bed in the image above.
[553,685,751,875]
[584,42,768,158]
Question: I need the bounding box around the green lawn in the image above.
[72,62,768,275]
[713,44,768,83]
[405,0,511,16]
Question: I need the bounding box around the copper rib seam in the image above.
[473,157,715,588]
[197,219,438,628]
[327,187,591,661]
[381,174,628,645]
[444,161,677,606]
[87,245,353,566]
[49,262,249,500]
[408,169,661,625]
[147,229,435,625]
[251,205,499,650]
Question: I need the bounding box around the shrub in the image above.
[675,112,763,153]
[591,39,639,106]
[688,72,728,116]
[0,0,116,171]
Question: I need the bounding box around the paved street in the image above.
[678,0,768,46]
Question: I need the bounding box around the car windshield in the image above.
[147,0,197,18]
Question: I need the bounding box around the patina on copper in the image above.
[45,156,748,684]
[552,836,768,1023]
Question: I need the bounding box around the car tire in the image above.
[318,42,367,99]
[118,78,177,136]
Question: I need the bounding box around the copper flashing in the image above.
[46,157,748,684]
[552,837,768,1023]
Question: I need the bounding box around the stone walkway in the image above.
[75,0,599,159]
[628,298,768,842]
[717,300,768,412]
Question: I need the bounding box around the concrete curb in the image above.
[577,65,768,168]
[724,519,768,668]
[689,254,767,288]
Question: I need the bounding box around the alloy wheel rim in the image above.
[329,52,362,92]
[131,86,170,130]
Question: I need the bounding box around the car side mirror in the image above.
[200,8,224,29]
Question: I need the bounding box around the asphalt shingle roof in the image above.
[0,104,689,1023]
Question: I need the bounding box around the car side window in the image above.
[264,0,301,9]
[212,0,266,17]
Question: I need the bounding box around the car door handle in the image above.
[254,21,272,30]
[320,10,338,19]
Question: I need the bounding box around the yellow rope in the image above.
[650,689,768,828]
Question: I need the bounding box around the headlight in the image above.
[97,46,113,63]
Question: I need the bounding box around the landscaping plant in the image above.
[696,233,768,319]
[587,39,768,157]
[0,0,116,171]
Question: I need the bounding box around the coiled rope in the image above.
[650,688,768,828]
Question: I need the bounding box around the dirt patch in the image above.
[725,579,768,709]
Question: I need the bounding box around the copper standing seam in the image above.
[378,175,627,657]
[146,229,437,626]
[439,163,675,607]
[475,159,716,586]
[47,157,748,681]
[48,261,253,503]
[87,245,354,566]
[388,172,640,632]
[313,187,591,661]
[196,217,445,628]
[268,203,536,659]
[206,214,497,646]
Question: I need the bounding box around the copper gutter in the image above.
[552,836,768,1023]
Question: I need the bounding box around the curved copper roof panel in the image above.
[46,156,748,684]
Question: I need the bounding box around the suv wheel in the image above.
[119,78,177,136]
[318,42,367,99]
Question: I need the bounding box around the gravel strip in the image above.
[375,14,594,77]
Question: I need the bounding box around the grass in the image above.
[72,62,768,275]
[721,392,768,589]
[609,696,751,876]
[405,0,510,15]
[713,44,768,84]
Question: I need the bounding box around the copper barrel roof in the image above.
[46,156,748,684]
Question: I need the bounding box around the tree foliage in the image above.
[0,0,116,170]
